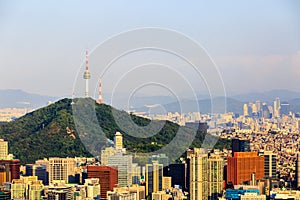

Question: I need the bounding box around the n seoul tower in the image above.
[83,49,91,97]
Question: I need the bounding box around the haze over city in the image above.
[0,0,300,97]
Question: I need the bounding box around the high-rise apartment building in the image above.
[208,153,224,199]
[259,151,276,179]
[11,179,25,199]
[29,181,44,200]
[146,160,163,197]
[190,149,208,200]
[227,152,264,185]
[49,158,75,184]
[0,139,8,160]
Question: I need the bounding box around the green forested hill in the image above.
[0,98,230,164]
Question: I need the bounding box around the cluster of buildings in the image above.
[131,98,300,136]
[3,129,300,200]
[0,108,31,122]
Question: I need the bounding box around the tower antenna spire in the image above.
[83,49,91,97]
[97,80,104,104]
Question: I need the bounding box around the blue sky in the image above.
[0,0,299,97]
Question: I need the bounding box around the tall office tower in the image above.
[163,163,187,192]
[0,139,8,160]
[296,153,300,189]
[21,176,39,199]
[11,179,25,199]
[87,166,118,200]
[207,153,224,200]
[227,152,264,185]
[243,104,249,116]
[26,164,48,185]
[85,178,101,200]
[231,138,250,156]
[252,104,258,114]
[256,100,261,112]
[83,49,91,98]
[146,160,163,197]
[280,102,290,116]
[49,158,75,184]
[259,151,276,179]
[273,97,281,118]
[190,150,208,200]
[262,103,271,119]
[107,152,132,187]
[28,181,44,200]
[114,132,123,150]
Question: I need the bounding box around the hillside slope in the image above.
[0,98,230,164]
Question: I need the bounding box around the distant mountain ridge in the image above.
[0,89,58,108]
[1,89,300,114]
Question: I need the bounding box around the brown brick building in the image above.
[87,166,118,200]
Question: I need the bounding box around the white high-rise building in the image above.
[273,97,281,118]
[49,158,75,184]
[244,104,249,116]
[85,178,101,200]
[190,149,208,200]
[0,139,8,160]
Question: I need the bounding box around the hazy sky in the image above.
[0,0,299,97]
